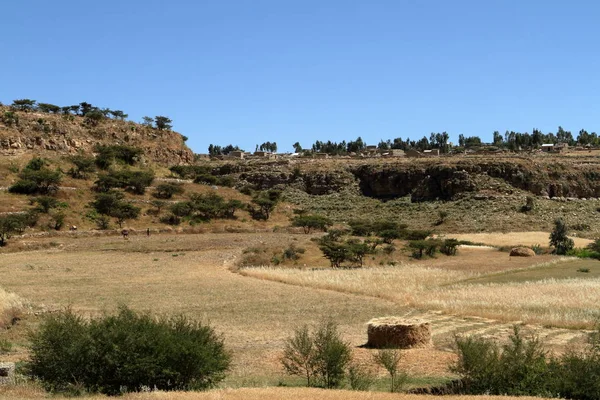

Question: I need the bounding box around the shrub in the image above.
[2,111,19,126]
[373,348,407,392]
[282,320,351,389]
[68,155,96,179]
[153,182,184,199]
[571,223,591,232]
[160,214,181,225]
[531,244,544,255]
[554,331,600,400]
[94,145,143,169]
[0,213,31,246]
[347,362,375,391]
[567,248,600,260]
[520,196,536,213]
[26,307,230,395]
[30,196,63,213]
[549,218,574,255]
[89,192,140,227]
[588,239,600,253]
[317,233,373,268]
[451,325,554,396]
[150,199,167,214]
[194,174,218,185]
[49,211,65,230]
[409,240,428,259]
[169,165,212,179]
[434,210,449,225]
[440,238,460,256]
[282,244,305,261]
[291,214,333,233]
[94,170,154,195]
[402,229,432,241]
[248,189,281,220]
[9,164,62,195]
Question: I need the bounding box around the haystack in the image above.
[510,247,535,257]
[366,317,432,348]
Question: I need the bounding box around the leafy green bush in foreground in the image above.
[26,306,230,395]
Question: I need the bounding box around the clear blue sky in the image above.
[3,0,599,153]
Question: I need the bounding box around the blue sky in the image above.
[2,0,599,153]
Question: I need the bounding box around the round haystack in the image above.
[510,247,535,257]
[366,317,432,349]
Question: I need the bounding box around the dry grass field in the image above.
[447,231,592,248]
[0,230,597,399]
[0,386,558,400]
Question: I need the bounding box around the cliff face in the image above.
[0,106,194,165]
[349,159,600,201]
[226,157,600,201]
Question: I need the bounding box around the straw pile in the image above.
[0,288,25,329]
[510,247,535,257]
[367,317,432,348]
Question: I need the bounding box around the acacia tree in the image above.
[11,99,36,112]
[0,214,28,246]
[68,155,96,179]
[155,116,172,130]
[291,214,332,234]
[248,189,281,220]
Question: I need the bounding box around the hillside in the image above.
[2,150,600,242]
[0,104,194,165]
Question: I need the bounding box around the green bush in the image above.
[373,348,407,392]
[169,193,244,223]
[160,213,182,225]
[554,336,600,400]
[68,155,96,179]
[316,233,373,268]
[408,239,439,259]
[94,145,143,169]
[291,214,333,233]
[248,189,281,220]
[153,182,185,199]
[94,170,154,195]
[347,362,375,391]
[0,213,35,247]
[567,248,600,260]
[440,238,460,256]
[194,174,218,185]
[89,191,141,227]
[281,320,351,389]
[26,307,230,395]
[9,163,62,195]
[451,326,554,396]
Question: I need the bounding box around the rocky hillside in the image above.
[221,156,600,201]
[0,105,193,165]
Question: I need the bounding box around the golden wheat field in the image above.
[0,230,598,397]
